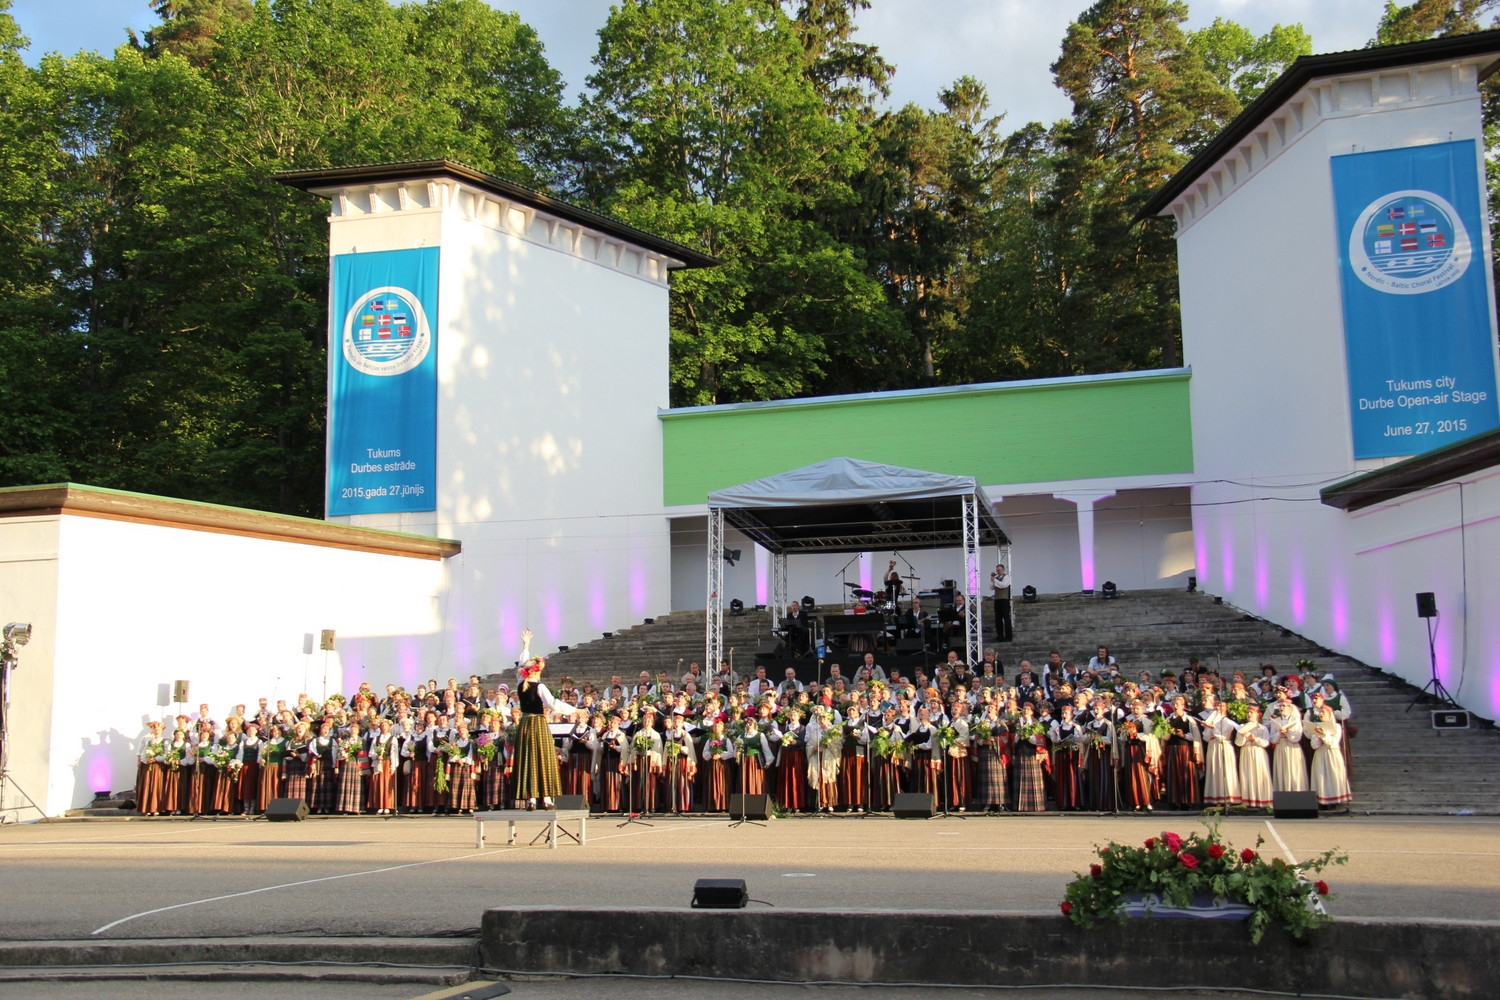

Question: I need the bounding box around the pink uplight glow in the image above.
[1432,617,1452,686]
[544,594,562,641]
[1219,526,1235,591]
[398,636,421,690]
[755,548,768,606]
[89,755,113,794]
[629,557,649,617]
[1377,599,1397,664]
[1254,542,1269,610]
[588,577,607,630]
[1080,555,1095,593]
[1289,554,1305,626]
[1329,577,1348,646]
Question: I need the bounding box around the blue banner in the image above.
[327,248,439,515]
[1332,141,1500,459]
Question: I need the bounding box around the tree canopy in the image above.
[0,0,1458,514]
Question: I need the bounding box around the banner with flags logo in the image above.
[327,248,439,515]
[1332,140,1500,459]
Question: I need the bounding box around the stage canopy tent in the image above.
[703,457,1008,669]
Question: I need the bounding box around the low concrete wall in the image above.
[480,908,1499,1000]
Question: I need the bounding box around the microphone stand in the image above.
[617,735,652,828]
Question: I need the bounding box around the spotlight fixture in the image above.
[728,598,745,616]
[800,595,816,612]
[558,645,570,653]
[1101,581,1118,600]
[723,549,742,566]
[1021,585,1038,604]
[1187,576,1197,593]
[3,623,31,647]
[643,618,656,625]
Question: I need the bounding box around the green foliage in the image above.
[1061,823,1347,943]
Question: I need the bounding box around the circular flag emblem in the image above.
[341,285,431,376]
[1347,189,1470,295]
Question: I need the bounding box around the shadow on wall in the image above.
[68,725,141,811]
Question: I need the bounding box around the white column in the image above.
[1054,492,1115,593]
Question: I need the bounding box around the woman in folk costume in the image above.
[905,706,940,800]
[627,709,666,812]
[308,720,340,814]
[971,702,1007,812]
[1266,687,1309,792]
[561,709,596,807]
[511,629,571,809]
[335,721,368,814]
[398,718,432,813]
[1306,699,1353,808]
[838,705,875,813]
[1198,692,1240,808]
[235,721,265,815]
[1162,696,1202,811]
[213,717,244,815]
[661,712,697,813]
[256,724,286,814]
[135,721,168,816]
[1234,704,1274,810]
[1048,703,1086,811]
[699,718,735,812]
[188,723,217,816]
[870,707,906,811]
[444,721,479,814]
[597,714,629,812]
[1014,702,1049,812]
[163,727,193,815]
[474,713,505,810]
[1119,700,1157,811]
[1316,676,1355,778]
[940,701,972,812]
[282,721,312,808]
[737,717,775,797]
[772,707,810,812]
[804,707,842,812]
[367,719,398,814]
[1081,700,1116,812]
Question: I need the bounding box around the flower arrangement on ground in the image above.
[1061,823,1345,943]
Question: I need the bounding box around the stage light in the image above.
[1101,581,1118,600]
[1187,576,1197,593]
[1021,585,1038,603]
[723,549,741,566]
[801,595,816,612]
[728,599,745,616]
[3,623,31,647]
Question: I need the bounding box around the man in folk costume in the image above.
[511,629,571,810]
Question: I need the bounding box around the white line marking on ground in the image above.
[1264,820,1297,864]
[90,817,716,935]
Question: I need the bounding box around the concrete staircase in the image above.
[501,589,1500,815]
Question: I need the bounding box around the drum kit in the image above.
[842,571,920,623]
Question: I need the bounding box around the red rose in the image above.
[1207,843,1225,860]
[1090,864,1103,878]
[1060,901,1073,915]
[1144,837,1157,849]
[1163,832,1183,852]
[1315,880,1329,896]
[1179,852,1199,869]
[1241,848,1258,863]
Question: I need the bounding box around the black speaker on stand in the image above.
[1408,591,1458,711]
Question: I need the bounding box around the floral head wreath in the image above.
[520,656,545,682]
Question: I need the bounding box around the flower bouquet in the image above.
[1150,715,1174,741]
[165,746,185,771]
[780,730,800,751]
[970,721,994,746]
[631,731,656,756]
[1018,721,1046,743]
[665,740,684,760]
[1061,823,1345,943]
[739,737,762,759]
[1224,700,1251,724]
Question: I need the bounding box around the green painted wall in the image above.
[660,371,1193,506]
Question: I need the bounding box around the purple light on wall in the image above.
[497,600,520,657]
[1330,578,1348,645]
[1254,542,1269,610]
[1289,560,1306,625]
[88,754,113,793]
[1219,527,1235,591]
[1194,531,1209,584]
[398,636,421,690]
[1433,619,1452,685]
[544,594,562,639]
[755,561,768,606]
[1080,555,1095,593]
[1377,599,1397,664]
[451,619,473,674]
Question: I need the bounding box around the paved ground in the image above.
[3,811,1499,942]
[0,979,1322,1000]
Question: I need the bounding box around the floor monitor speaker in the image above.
[265,798,309,822]
[1272,790,1319,819]
[728,793,771,821]
[755,639,784,658]
[893,792,936,818]
[692,878,748,909]
[554,795,586,811]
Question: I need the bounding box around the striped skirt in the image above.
[281,757,308,804]
[336,765,365,814]
[1015,749,1046,812]
[973,745,1006,808]
[511,714,562,800]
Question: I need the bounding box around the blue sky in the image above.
[11,0,1393,127]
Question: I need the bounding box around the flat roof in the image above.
[1320,428,1500,511]
[0,483,461,560]
[1141,30,1500,220]
[276,159,721,270]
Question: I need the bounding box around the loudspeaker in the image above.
[893,792,936,818]
[320,629,337,650]
[265,798,309,822]
[1272,790,1319,819]
[728,793,770,821]
[1416,592,1437,619]
[172,680,190,703]
[554,795,586,811]
[1433,709,1471,730]
[691,878,748,909]
[894,636,923,654]
[755,639,783,658]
